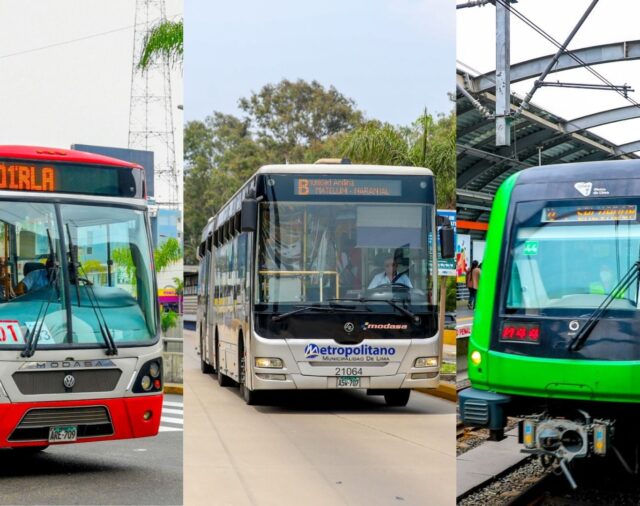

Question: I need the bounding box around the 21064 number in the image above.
[335,367,363,376]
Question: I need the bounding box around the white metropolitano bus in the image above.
[197,161,454,405]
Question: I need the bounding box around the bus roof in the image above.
[0,145,143,170]
[199,163,434,244]
[256,164,433,176]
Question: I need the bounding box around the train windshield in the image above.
[0,201,157,350]
[256,201,435,309]
[506,199,640,313]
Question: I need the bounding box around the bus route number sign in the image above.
[542,205,637,223]
[294,178,402,197]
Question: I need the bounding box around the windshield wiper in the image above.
[272,302,364,322]
[568,260,640,352]
[66,224,118,356]
[22,229,60,358]
[330,297,421,324]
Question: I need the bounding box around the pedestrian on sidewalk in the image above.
[467,260,481,310]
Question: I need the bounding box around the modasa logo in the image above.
[362,322,408,330]
[303,343,396,359]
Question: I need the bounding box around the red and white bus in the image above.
[0,146,162,451]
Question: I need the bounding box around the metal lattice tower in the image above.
[128,0,179,208]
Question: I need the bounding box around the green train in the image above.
[459,160,640,487]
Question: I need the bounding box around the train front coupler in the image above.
[518,412,614,489]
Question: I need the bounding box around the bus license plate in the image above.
[48,425,78,443]
[337,376,360,388]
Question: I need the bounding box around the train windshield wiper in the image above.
[331,297,421,324]
[272,302,363,322]
[568,260,640,352]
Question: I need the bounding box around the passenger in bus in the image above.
[368,256,412,289]
[15,257,54,296]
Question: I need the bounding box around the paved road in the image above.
[184,330,456,506]
[0,394,183,505]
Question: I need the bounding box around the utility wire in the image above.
[0,13,181,61]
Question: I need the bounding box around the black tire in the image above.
[241,383,261,405]
[216,338,234,387]
[200,336,214,374]
[384,390,411,407]
[12,445,48,454]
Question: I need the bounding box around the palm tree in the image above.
[138,19,183,71]
[341,111,455,209]
[173,276,184,314]
[154,237,182,273]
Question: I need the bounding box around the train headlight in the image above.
[470,350,482,366]
[415,357,438,368]
[255,357,283,369]
[141,375,153,391]
[593,424,608,456]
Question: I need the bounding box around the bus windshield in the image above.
[256,201,434,307]
[506,200,640,313]
[0,201,157,350]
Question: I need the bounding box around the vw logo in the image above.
[344,322,355,333]
[569,320,580,332]
[63,374,75,389]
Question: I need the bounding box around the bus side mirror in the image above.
[241,198,258,232]
[439,226,455,259]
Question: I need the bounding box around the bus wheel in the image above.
[384,390,411,407]
[200,337,214,374]
[241,383,261,405]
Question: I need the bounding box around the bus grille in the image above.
[12,370,121,395]
[463,399,489,425]
[8,406,113,442]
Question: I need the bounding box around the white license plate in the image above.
[337,376,361,388]
[48,425,78,443]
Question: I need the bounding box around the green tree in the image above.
[183,80,365,263]
[138,19,184,70]
[341,110,456,209]
[154,237,182,272]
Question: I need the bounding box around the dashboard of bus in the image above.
[0,199,157,351]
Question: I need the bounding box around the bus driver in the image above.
[368,256,412,289]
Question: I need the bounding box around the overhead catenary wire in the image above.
[493,0,640,114]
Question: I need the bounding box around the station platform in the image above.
[457,428,526,498]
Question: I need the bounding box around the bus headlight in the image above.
[141,375,153,391]
[470,350,482,366]
[133,358,163,393]
[149,361,161,378]
[255,357,283,369]
[415,357,438,368]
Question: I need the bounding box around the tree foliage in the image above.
[341,111,455,209]
[138,19,183,71]
[183,79,455,263]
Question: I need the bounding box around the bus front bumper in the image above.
[0,395,163,448]
[252,372,439,390]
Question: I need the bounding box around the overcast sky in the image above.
[185,0,456,127]
[0,0,183,201]
[457,0,640,150]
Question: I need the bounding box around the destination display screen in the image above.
[542,205,637,223]
[294,178,402,197]
[0,160,142,198]
[500,322,540,344]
